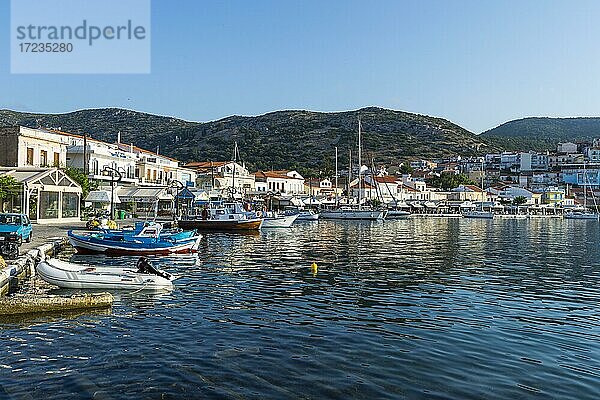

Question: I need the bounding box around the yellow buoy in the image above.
[311,262,318,276]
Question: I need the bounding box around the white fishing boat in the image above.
[36,257,175,291]
[261,213,299,228]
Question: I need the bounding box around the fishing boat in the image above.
[261,213,299,228]
[68,224,201,255]
[102,221,196,241]
[37,257,175,291]
[178,202,263,231]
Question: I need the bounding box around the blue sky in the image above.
[1,0,600,133]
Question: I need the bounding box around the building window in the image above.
[92,159,99,175]
[62,193,79,218]
[53,152,60,167]
[40,191,59,219]
[40,150,48,167]
[26,148,34,165]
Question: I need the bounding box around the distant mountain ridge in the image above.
[0,107,494,174]
[481,117,600,151]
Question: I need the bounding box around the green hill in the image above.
[481,117,600,151]
[0,107,494,174]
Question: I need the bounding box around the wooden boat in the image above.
[37,257,175,291]
[68,224,201,255]
[178,202,263,231]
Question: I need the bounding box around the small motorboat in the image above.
[261,213,299,228]
[68,224,201,255]
[37,257,175,291]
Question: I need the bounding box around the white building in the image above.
[185,161,255,194]
[254,170,305,194]
[0,126,69,168]
[557,142,578,154]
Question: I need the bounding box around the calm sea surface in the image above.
[2,218,600,399]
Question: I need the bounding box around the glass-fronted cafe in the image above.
[0,167,82,224]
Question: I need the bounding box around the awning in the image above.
[85,190,120,203]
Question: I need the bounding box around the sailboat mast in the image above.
[358,117,362,210]
[584,161,587,209]
[348,148,352,204]
[335,146,339,208]
[232,141,237,198]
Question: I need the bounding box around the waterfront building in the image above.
[63,135,138,185]
[536,187,568,205]
[487,185,542,205]
[0,167,82,224]
[449,185,488,202]
[304,178,343,197]
[118,143,196,187]
[0,126,69,168]
[185,161,255,194]
[254,170,305,194]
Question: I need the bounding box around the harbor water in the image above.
[1,218,600,399]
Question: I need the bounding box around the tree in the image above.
[0,176,20,201]
[399,163,414,174]
[62,167,95,198]
[426,173,476,190]
[513,196,527,206]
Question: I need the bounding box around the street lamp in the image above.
[170,179,185,220]
[102,166,122,220]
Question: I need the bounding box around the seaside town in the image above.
[0,125,598,226]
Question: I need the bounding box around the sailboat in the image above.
[565,161,599,220]
[320,117,385,220]
[464,158,494,219]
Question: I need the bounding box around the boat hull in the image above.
[177,218,263,231]
[385,210,411,219]
[320,210,385,220]
[296,212,319,221]
[463,211,494,219]
[37,259,174,291]
[564,212,599,220]
[68,232,201,256]
[262,214,299,228]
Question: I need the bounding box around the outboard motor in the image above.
[0,232,20,259]
[136,257,171,280]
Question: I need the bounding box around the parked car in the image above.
[0,213,33,244]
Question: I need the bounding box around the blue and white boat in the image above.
[68,224,201,255]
